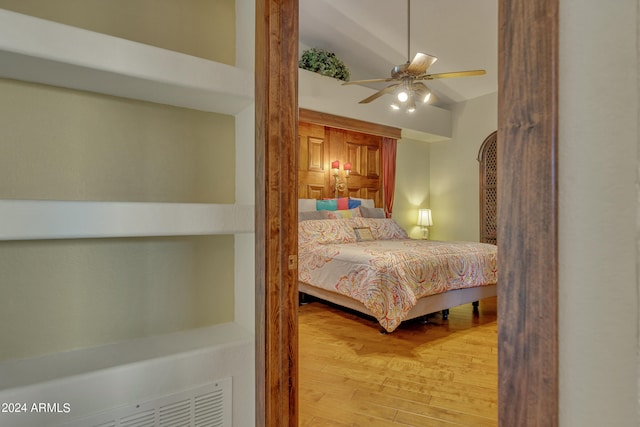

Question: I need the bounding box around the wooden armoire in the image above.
[478,131,497,245]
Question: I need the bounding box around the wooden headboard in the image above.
[298,109,401,208]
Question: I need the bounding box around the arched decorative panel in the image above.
[478,131,497,245]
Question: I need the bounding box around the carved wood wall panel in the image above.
[298,121,329,199]
[298,111,391,208]
[307,138,324,171]
[365,146,381,178]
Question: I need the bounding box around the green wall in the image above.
[392,138,431,239]
[0,79,235,203]
[392,93,497,243]
[0,235,234,361]
[429,92,497,242]
[0,0,239,360]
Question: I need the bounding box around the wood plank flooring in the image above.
[299,297,498,427]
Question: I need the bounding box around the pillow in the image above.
[354,218,409,240]
[336,197,349,210]
[298,199,317,212]
[316,199,338,211]
[325,207,362,219]
[359,206,386,218]
[347,198,362,209]
[350,198,375,208]
[322,197,349,210]
[298,210,329,221]
[298,218,359,246]
[353,226,374,241]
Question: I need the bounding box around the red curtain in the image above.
[381,137,397,217]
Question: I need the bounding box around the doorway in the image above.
[255,0,559,425]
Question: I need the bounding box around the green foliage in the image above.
[298,48,350,82]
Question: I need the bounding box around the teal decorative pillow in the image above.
[316,199,338,211]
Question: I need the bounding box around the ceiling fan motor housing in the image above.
[391,63,410,79]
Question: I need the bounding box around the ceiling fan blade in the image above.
[419,69,487,80]
[342,77,396,85]
[406,53,438,75]
[358,84,399,104]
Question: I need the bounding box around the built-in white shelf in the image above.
[0,9,254,114]
[0,322,253,391]
[0,200,254,240]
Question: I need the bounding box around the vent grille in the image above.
[194,390,225,427]
[158,399,190,426]
[60,379,231,427]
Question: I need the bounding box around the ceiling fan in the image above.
[342,0,486,112]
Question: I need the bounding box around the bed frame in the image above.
[299,281,497,330]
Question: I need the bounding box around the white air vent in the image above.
[60,379,231,427]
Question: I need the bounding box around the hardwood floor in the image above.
[298,297,498,427]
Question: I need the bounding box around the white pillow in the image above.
[298,198,317,212]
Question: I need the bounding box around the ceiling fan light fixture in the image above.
[406,96,417,113]
[342,0,485,112]
[414,87,431,103]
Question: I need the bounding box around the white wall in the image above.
[393,138,431,238]
[558,0,639,425]
[234,103,256,334]
[429,92,497,242]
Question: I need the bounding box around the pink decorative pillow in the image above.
[337,197,349,210]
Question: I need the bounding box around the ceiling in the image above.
[299,0,497,109]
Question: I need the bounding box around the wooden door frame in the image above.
[255,0,559,425]
[497,0,558,424]
[255,0,299,425]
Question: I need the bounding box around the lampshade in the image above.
[331,160,340,169]
[417,209,433,227]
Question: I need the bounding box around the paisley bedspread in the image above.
[298,218,497,332]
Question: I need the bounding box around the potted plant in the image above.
[299,48,350,82]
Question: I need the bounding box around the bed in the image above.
[297,200,497,333]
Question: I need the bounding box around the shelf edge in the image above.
[0,9,254,114]
[0,200,255,240]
